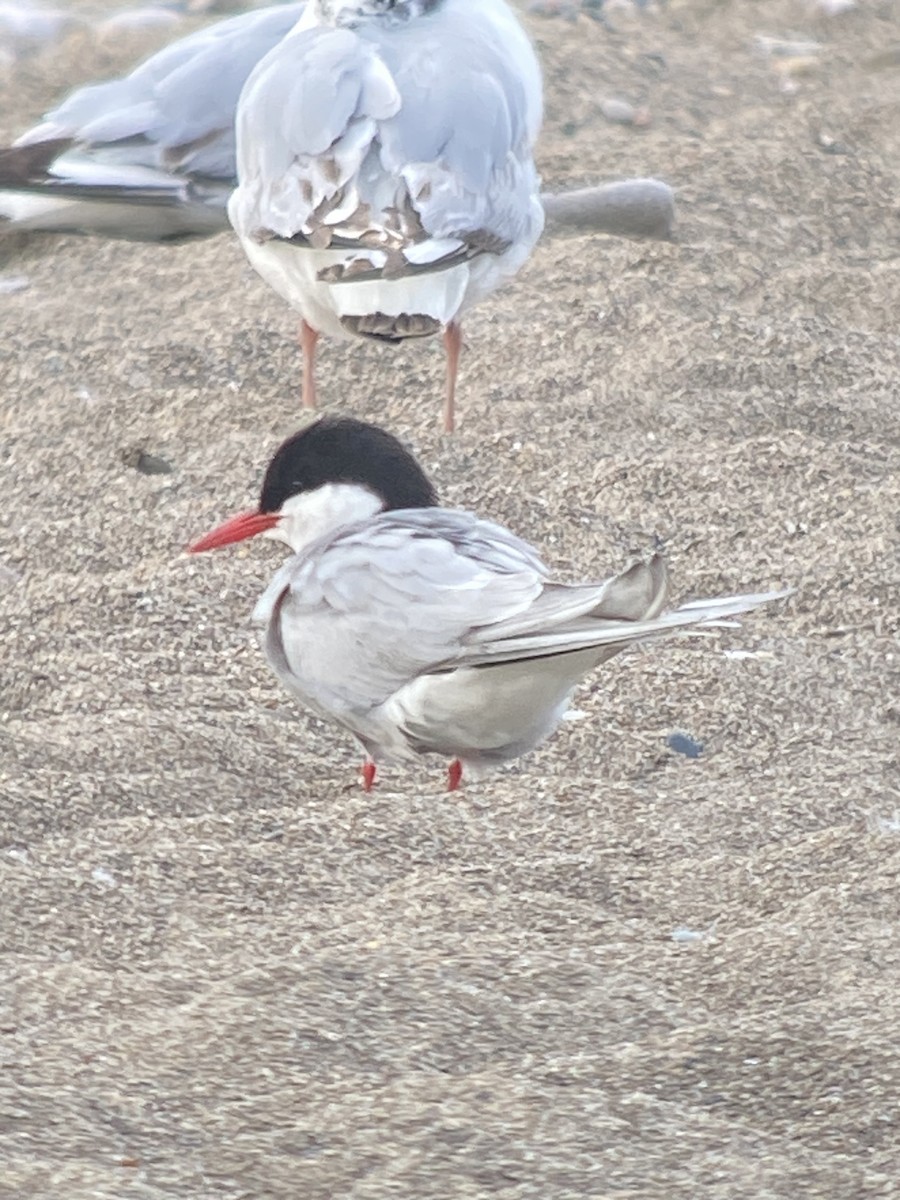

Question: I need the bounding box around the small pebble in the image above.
[562,707,588,722]
[121,447,175,476]
[600,97,652,127]
[666,731,704,759]
[816,130,852,155]
[672,919,718,943]
[755,36,823,58]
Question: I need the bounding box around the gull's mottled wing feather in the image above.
[264,509,547,710]
[231,24,400,242]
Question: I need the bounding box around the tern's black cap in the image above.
[259,416,438,514]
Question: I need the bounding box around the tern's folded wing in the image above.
[458,586,791,668]
[259,509,548,711]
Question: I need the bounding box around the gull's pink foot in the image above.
[361,761,377,792]
[442,321,462,434]
[447,758,463,792]
[299,318,320,410]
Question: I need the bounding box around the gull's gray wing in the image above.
[368,0,543,247]
[258,508,548,712]
[0,4,304,240]
[462,585,791,667]
[18,4,306,178]
[230,0,543,275]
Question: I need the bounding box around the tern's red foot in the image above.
[447,759,463,792]
[299,319,320,410]
[361,761,377,792]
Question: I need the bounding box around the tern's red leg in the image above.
[361,760,377,792]
[447,759,463,792]
[442,321,462,434]
[299,319,320,410]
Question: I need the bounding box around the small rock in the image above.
[121,447,175,475]
[755,36,823,58]
[672,919,718,943]
[562,707,588,722]
[816,130,852,155]
[666,731,704,759]
[870,811,900,834]
[600,97,652,127]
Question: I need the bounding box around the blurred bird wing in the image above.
[15,4,306,180]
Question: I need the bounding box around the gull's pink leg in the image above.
[442,321,463,434]
[361,761,377,793]
[447,759,463,792]
[299,319,320,410]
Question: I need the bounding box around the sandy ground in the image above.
[2,1,899,1196]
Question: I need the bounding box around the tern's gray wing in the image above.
[0,4,304,240]
[230,0,543,275]
[259,509,548,712]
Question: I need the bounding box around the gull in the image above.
[227,0,545,431]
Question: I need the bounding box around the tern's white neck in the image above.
[268,482,384,555]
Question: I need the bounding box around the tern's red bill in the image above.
[189,509,279,553]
